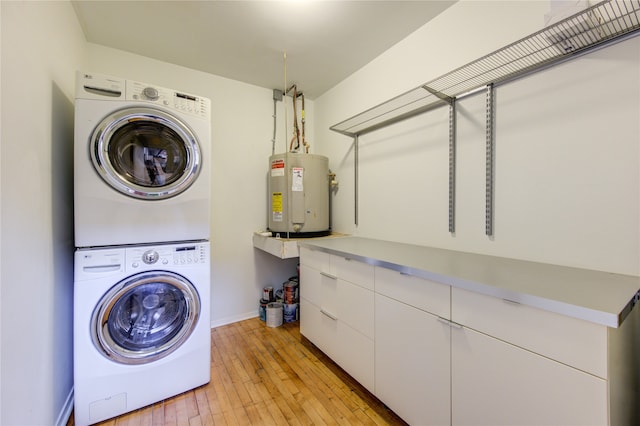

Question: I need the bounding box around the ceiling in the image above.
[72,1,456,99]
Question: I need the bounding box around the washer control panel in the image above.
[128,243,208,269]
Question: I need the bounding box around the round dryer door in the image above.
[91,271,201,364]
[91,107,201,200]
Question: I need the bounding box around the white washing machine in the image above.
[74,241,211,425]
[74,71,211,247]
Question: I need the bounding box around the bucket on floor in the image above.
[266,302,283,328]
[262,286,274,302]
[283,280,299,304]
[259,298,269,321]
[283,302,298,323]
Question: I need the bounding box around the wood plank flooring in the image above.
[68,318,407,425]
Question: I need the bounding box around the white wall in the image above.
[0,1,86,424]
[84,45,303,327]
[315,1,640,276]
[316,1,548,238]
[1,2,3,419]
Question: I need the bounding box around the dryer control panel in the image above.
[126,80,210,120]
[75,71,211,120]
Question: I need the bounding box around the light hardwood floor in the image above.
[68,317,407,425]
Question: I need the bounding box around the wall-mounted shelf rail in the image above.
[331,0,640,138]
[330,0,640,230]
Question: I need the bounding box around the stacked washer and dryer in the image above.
[73,72,212,425]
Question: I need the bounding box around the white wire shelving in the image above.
[329,0,640,233]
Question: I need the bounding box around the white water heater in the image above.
[268,152,330,237]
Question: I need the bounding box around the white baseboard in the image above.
[211,311,258,329]
[56,387,74,426]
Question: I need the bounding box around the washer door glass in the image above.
[92,271,200,364]
[91,107,201,200]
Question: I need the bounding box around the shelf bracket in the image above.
[426,84,457,234]
[448,99,456,234]
[485,84,495,237]
[423,85,454,104]
[354,135,359,226]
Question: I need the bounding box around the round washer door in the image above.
[91,271,201,365]
[91,107,201,200]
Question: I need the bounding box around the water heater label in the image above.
[272,192,283,222]
[292,167,304,191]
[271,159,285,177]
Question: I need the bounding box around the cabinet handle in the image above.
[320,309,338,321]
[437,316,463,329]
[502,298,521,305]
[320,272,337,280]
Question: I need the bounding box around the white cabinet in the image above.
[374,267,451,425]
[299,243,639,426]
[299,247,375,392]
[451,287,607,377]
[450,287,631,426]
[451,325,607,426]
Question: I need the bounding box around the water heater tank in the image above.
[268,152,330,237]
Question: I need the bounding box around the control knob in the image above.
[142,87,159,100]
[142,250,159,264]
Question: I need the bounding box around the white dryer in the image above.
[74,71,211,247]
[73,241,210,425]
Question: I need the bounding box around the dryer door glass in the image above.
[92,271,201,364]
[91,107,202,200]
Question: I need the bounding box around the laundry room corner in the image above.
[2,0,640,425]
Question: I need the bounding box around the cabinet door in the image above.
[319,270,338,317]
[375,266,450,319]
[299,264,322,306]
[299,262,338,359]
[375,294,451,426]
[332,278,375,392]
[301,252,375,392]
[452,287,606,378]
[299,246,330,272]
[300,297,338,359]
[451,326,608,426]
[334,321,375,393]
[337,278,374,339]
[332,255,374,290]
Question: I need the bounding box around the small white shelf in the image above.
[252,232,301,259]
[252,232,348,259]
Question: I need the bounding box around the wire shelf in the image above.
[331,0,640,137]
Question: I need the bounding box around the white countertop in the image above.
[298,237,640,328]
